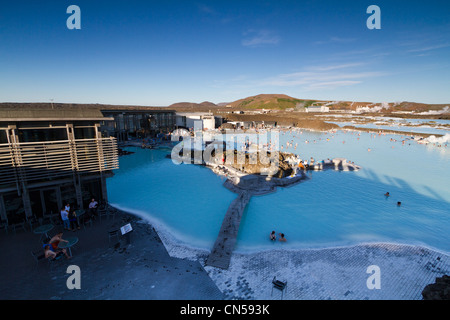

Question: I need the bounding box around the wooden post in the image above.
[66,124,83,209]
[100,176,108,204]
[0,195,7,221]
[56,187,62,212]
[75,175,83,209]
[21,183,33,219]
[39,189,47,214]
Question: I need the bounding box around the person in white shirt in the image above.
[60,206,71,230]
[88,198,98,219]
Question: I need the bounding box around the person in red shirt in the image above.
[44,232,71,259]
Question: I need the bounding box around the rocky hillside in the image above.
[168,101,219,112]
[228,94,321,110]
[224,94,449,114]
[2,96,448,115]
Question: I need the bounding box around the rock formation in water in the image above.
[224,151,296,178]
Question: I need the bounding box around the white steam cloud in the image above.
[356,102,390,113]
[418,106,450,115]
[424,133,450,144]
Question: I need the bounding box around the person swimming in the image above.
[384,192,390,197]
[278,233,286,242]
[397,201,402,206]
[270,231,276,241]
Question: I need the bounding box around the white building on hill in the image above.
[306,106,330,113]
[176,112,216,130]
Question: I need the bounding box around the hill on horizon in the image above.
[167,101,220,112]
[225,94,449,113]
[228,94,321,110]
[1,96,448,114]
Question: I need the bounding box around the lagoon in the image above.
[107,129,450,254]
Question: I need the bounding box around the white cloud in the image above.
[407,43,450,53]
[260,67,385,89]
[241,30,280,47]
[307,62,366,72]
[304,81,362,91]
[314,37,357,45]
[197,4,216,15]
[212,63,387,92]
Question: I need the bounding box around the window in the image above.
[0,130,8,144]
[18,128,68,143]
[74,127,96,139]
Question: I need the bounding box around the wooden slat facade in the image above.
[0,137,118,190]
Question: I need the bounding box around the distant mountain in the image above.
[228,94,323,110]
[216,102,231,107]
[225,94,449,114]
[168,101,219,112]
[1,97,448,115]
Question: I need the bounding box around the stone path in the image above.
[205,191,251,269]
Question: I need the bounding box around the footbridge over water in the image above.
[205,173,305,269]
[205,191,251,269]
[205,158,361,270]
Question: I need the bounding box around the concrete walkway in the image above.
[205,191,251,269]
[0,210,223,300]
[2,208,448,300]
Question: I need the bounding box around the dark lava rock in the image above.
[422,275,450,300]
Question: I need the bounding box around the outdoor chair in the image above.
[271,276,287,299]
[38,215,53,226]
[83,216,93,229]
[98,206,108,221]
[27,216,41,232]
[107,206,118,221]
[0,219,8,235]
[31,249,46,268]
[49,213,62,226]
[11,220,27,234]
[108,229,120,246]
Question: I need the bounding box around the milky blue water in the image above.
[326,121,450,135]
[108,129,450,254]
[321,116,450,135]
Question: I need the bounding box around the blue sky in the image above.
[1,0,449,105]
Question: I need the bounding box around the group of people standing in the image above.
[60,198,99,231]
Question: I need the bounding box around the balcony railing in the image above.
[0,137,119,188]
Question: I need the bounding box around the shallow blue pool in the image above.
[108,129,450,254]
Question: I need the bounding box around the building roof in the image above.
[0,106,110,121]
[102,109,175,114]
[176,112,213,117]
[0,103,174,121]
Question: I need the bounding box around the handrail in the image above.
[1,136,116,146]
[0,138,119,188]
